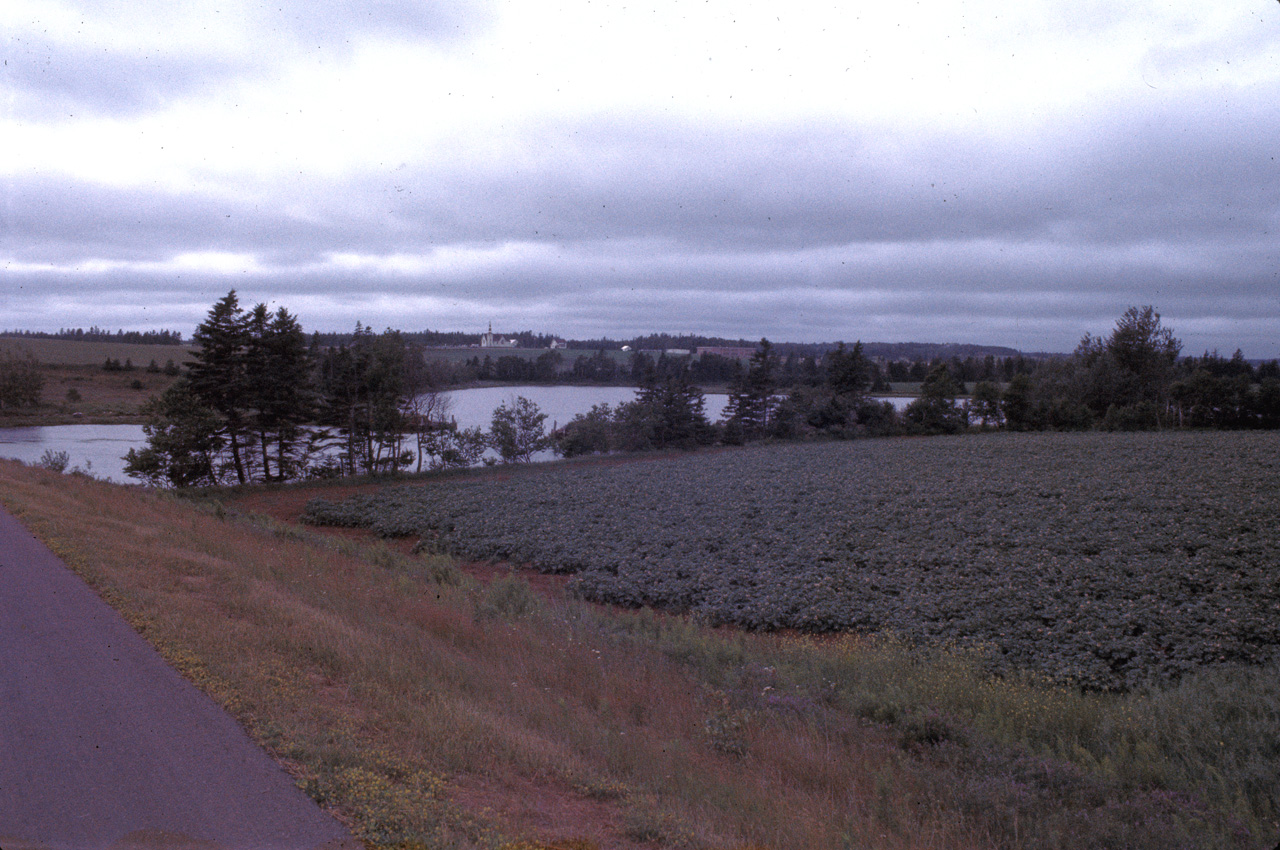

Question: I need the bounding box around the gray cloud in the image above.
[3,3,1278,358]
[2,0,493,117]
[8,87,1277,260]
[3,38,241,117]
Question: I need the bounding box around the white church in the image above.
[480,323,518,348]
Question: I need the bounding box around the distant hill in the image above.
[563,334,1034,361]
[4,324,1046,366]
[0,336,195,367]
[855,342,1026,361]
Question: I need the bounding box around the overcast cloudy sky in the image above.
[3,1,1278,355]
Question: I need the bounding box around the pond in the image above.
[437,385,913,429]
[438,385,730,431]
[0,387,915,482]
[0,424,146,483]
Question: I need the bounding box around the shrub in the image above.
[476,574,539,620]
[37,449,70,473]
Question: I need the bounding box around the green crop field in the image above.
[305,430,1280,691]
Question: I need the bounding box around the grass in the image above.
[0,363,181,426]
[2,459,1276,849]
[0,338,189,425]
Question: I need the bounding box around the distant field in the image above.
[0,337,195,367]
[305,431,1280,691]
[0,338,189,423]
[424,346,632,366]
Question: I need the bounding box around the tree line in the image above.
[555,339,898,454]
[124,292,559,487]
[555,307,1280,456]
[121,296,1279,485]
[1,327,185,345]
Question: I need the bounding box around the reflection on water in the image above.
[0,388,915,483]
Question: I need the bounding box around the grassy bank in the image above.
[1,460,1275,849]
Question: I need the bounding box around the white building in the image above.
[480,323,518,348]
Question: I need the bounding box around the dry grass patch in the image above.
[3,460,1271,850]
[0,460,999,849]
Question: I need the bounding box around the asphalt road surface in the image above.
[0,507,359,850]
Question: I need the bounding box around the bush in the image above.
[37,449,70,473]
[475,574,539,620]
[0,348,43,409]
[489,396,550,463]
[1101,401,1161,431]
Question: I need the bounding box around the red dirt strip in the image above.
[0,507,359,850]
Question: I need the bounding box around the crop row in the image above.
[303,431,1280,689]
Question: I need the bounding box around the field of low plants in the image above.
[305,431,1280,691]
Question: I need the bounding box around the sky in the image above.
[3,1,1279,356]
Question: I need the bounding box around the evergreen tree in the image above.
[797,341,872,437]
[903,365,966,434]
[124,382,225,487]
[724,339,777,442]
[629,364,713,449]
[826,341,870,398]
[187,291,252,483]
[133,291,319,485]
[245,305,317,481]
[319,325,413,474]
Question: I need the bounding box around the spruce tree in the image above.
[319,325,412,474]
[187,291,251,483]
[724,339,777,441]
[245,305,316,480]
[633,363,711,449]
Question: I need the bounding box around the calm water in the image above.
[0,424,146,483]
[0,387,913,482]
[440,385,730,432]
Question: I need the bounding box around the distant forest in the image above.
[106,292,1280,489]
[1,327,185,345]
[4,323,1022,362]
[308,328,1021,362]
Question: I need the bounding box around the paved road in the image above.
[0,507,359,850]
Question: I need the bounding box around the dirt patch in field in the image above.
[229,481,375,526]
